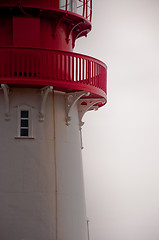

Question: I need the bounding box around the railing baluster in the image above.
[76,57,78,81]
[53,53,55,80]
[88,60,91,84]
[11,50,14,77]
[86,59,88,83]
[56,54,58,80]
[52,53,55,80]
[91,61,94,86]
[16,53,19,78]
[5,50,9,77]
[46,53,48,79]
[60,54,62,80]
[21,53,24,77]
[68,55,70,81]
[66,0,68,11]
[79,57,81,82]
[72,56,74,81]
[98,65,101,88]
[40,53,43,79]
[94,62,96,86]
[83,0,86,18]
[35,53,38,78]
[82,58,85,82]
[64,54,66,81]
[50,54,54,79]
[97,63,99,88]
[90,0,92,22]
[86,0,88,19]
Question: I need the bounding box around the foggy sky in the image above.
[75,1,159,240]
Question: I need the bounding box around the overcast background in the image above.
[75,1,159,240]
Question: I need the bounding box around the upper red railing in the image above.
[0,47,107,105]
[0,0,92,22]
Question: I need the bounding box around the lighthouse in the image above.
[0,1,107,240]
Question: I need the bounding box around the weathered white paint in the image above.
[0,87,88,240]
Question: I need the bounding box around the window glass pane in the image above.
[67,0,71,11]
[21,119,28,127]
[72,0,77,12]
[21,110,29,118]
[20,128,29,136]
[59,0,65,9]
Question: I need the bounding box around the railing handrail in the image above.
[0,46,107,69]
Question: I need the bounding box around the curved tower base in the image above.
[0,87,88,240]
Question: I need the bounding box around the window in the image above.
[59,0,77,12]
[15,105,33,138]
[20,110,29,136]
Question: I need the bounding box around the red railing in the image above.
[0,47,107,101]
[59,0,92,22]
[0,0,92,22]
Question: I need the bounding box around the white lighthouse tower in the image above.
[0,1,107,240]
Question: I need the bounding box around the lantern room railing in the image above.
[0,47,107,105]
[0,0,92,23]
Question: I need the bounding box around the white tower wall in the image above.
[0,87,87,240]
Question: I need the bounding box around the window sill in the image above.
[15,136,35,139]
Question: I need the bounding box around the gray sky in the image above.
[75,0,159,240]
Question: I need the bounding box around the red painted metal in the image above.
[0,4,91,50]
[0,47,107,106]
[0,0,107,108]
